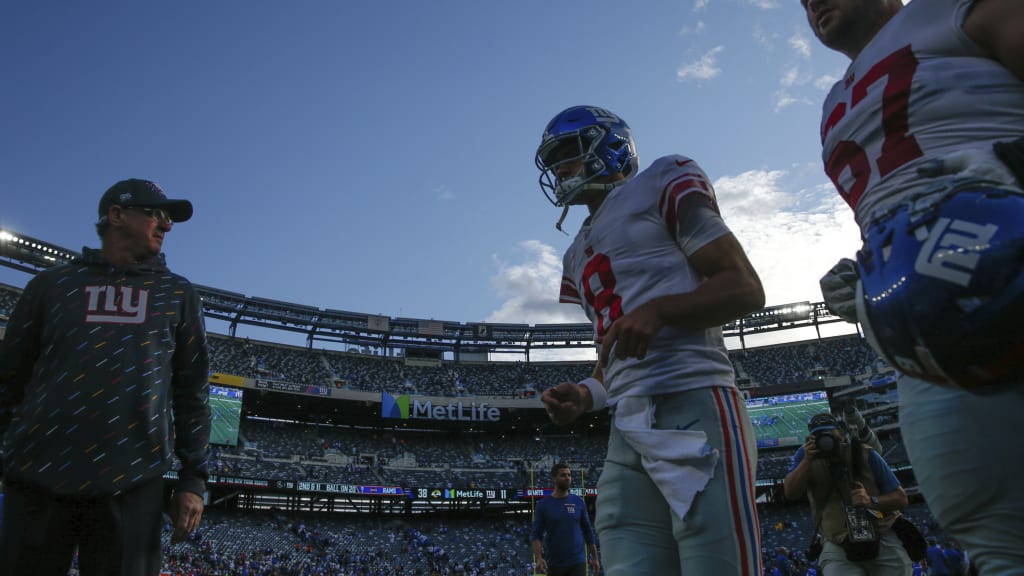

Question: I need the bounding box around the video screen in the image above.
[745,390,829,449]
[209,385,243,446]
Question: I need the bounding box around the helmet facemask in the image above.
[537,125,609,206]
[537,126,635,207]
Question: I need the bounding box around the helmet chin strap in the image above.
[554,181,626,233]
[555,206,571,234]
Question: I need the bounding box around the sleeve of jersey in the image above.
[867,449,901,494]
[788,446,806,474]
[171,282,213,496]
[558,250,582,305]
[559,273,582,305]
[657,156,718,235]
[0,276,44,467]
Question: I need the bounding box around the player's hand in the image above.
[850,481,872,507]
[589,555,601,575]
[916,148,1019,188]
[819,258,859,324]
[541,382,586,426]
[169,490,204,544]
[535,558,548,574]
[598,299,663,367]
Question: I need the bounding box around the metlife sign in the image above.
[382,392,500,422]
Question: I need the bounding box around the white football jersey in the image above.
[820,0,1024,230]
[559,155,736,402]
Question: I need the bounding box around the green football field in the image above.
[746,398,830,448]
[210,394,242,446]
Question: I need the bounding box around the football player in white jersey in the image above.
[803,0,1024,571]
[536,105,765,576]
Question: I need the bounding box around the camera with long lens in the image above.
[843,402,882,453]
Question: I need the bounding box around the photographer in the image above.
[784,413,911,575]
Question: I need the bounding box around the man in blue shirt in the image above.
[531,463,599,576]
[943,542,966,576]
[926,540,952,576]
[784,413,911,575]
[775,547,793,576]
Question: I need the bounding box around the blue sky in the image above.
[1,0,863,351]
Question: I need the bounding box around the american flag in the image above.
[418,320,444,336]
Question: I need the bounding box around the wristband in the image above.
[579,377,608,412]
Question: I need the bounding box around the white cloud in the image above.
[749,0,780,8]
[814,73,840,90]
[693,0,710,11]
[788,32,812,58]
[677,46,724,82]
[752,25,775,49]
[489,171,861,331]
[780,66,801,87]
[712,170,862,306]
[680,20,706,35]
[774,92,800,112]
[434,185,454,201]
[772,66,817,111]
[487,240,589,326]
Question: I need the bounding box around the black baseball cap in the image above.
[808,413,841,434]
[97,179,193,223]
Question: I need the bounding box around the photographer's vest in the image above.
[807,445,898,544]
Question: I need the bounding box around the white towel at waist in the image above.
[613,395,719,522]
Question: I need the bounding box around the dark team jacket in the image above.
[0,248,211,496]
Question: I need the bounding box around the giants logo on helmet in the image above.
[914,217,998,287]
[584,107,622,125]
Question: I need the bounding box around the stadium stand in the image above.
[0,269,941,576]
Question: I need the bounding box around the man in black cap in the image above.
[0,178,211,575]
[784,412,911,575]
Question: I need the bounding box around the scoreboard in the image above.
[519,487,598,499]
[295,482,408,496]
[408,487,597,500]
[409,487,512,501]
[163,471,596,501]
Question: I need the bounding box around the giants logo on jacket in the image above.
[84,285,150,324]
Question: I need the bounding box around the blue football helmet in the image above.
[536,106,639,207]
[855,187,1024,391]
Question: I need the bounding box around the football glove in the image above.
[820,257,860,324]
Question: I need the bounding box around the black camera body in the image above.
[807,412,845,457]
[813,430,840,455]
